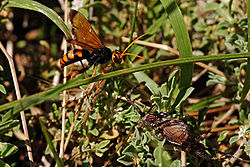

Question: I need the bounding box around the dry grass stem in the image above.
[181,151,186,167]
[212,104,237,128]
[0,41,34,166]
[59,0,69,160]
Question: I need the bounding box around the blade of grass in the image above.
[2,0,71,39]
[129,0,138,44]
[160,0,193,89]
[0,52,250,114]
[39,117,63,167]
[127,0,138,62]
[242,0,250,100]
[186,94,224,112]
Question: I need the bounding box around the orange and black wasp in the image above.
[60,9,148,78]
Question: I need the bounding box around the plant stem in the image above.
[59,0,68,160]
[0,41,34,166]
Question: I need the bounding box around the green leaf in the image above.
[153,146,163,165]
[160,0,193,89]
[194,20,207,32]
[99,128,119,139]
[45,141,57,155]
[217,130,229,144]
[170,160,181,167]
[0,142,18,158]
[205,2,230,20]
[122,144,137,158]
[0,120,19,134]
[0,65,3,71]
[215,21,231,36]
[244,141,250,156]
[160,83,168,97]
[198,108,208,125]
[229,136,240,145]
[186,94,223,112]
[133,69,160,96]
[90,128,99,136]
[39,117,63,167]
[0,160,10,167]
[0,84,6,95]
[173,87,194,113]
[228,119,240,125]
[205,3,220,11]
[117,155,134,165]
[96,140,110,149]
[69,112,74,124]
[153,146,172,166]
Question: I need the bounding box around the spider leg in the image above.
[125,85,144,116]
[194,129,211,142]
[154,129,164,141]
[147,104,156,114]
[213,149,250,163]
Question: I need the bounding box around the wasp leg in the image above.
[83,65,98,98]
[64,64,74,78]
[92,66,98,77]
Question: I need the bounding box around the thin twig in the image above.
[210,125,240,133]
[122,37,226,77]
[212,104,237,128]
[122,36,179,55]
[0,41,34,166]
[59,0,68,160]
[225,138,249,166]
[63,81,97,152]
[63,98,83,152]
[63,80,106,153]
[82,80,107,126]
[181,151,186,167]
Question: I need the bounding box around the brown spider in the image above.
[125,85,250,163]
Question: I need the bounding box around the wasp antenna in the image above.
[120,32,150,58]
[124,53,146,59]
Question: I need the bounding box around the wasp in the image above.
[60,9,148,78]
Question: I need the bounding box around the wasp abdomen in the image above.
[60,49,91,68]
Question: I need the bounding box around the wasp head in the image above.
[111,50,122,64]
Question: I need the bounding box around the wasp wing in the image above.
[69,9,103,51]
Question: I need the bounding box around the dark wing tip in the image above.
[69,9,78,23]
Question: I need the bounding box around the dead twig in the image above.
[0,41,34,167]
[59,0,69,160]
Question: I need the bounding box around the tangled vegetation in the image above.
[0,0,250,166]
